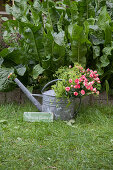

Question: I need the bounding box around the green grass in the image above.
[0,103,113,170]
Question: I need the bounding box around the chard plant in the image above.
[0,0,113,92]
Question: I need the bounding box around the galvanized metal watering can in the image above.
[14,78,81,120]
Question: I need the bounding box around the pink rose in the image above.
[90,73,94,78]
[65,87,70,92]
[75,79,79,84]
[74,85,78,89]
[86,85,90,90]
[84,78,88,82]
[81,90,85,95]
[90,86,93,91]
[95,77,100,81]
[79,67,83,70]
[93,74,96,78]
[93,88,96,93]
[74,92,78,96]
[88,82,92,86]
[77,84,80,89]
[94,71,97,74]
[83,82,87,86]
[96,91,99,95]
[69,65,72,68]
[79,78,82,82]
[90,81,95,85]
[90,70,93,73]
[81,75,86,80]
[74,84,80,89]
[71,85,73,87]
[69,79,73,83]
[87,68,90,72]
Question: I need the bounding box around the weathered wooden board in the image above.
[23,112,53,122]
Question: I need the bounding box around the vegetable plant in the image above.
[0,0,112,92]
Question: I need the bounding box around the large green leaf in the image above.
[0,58,4,66]
[15,65,26,76]
[104,21,112,44]
[43,31,53,57]
[89,29,105,45]
[102,45,113,56]
[77,0,95,24]
[84,20,89,39]
[93,46,100,59]
[55,1,66,11]
[57,13,64,32]
[0,67,14,92]
[87,18,95,25]
[0,48,9,58]
[33,64,45,79]
[97,6,111,31]
[42,55,51,69]
[53,43,65,60]
[47,1,60,31]
[100,55,110,67]
[70,24,89,64]
[68,24,73,38]
[70,1,78,24]
[52,31,65,46]
[33,0,42,12]
[23,27,41,61]
[96,63,104,75]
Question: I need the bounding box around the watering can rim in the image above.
[41,79,62,93]
[32,90,56,97]
[32,79,62,97]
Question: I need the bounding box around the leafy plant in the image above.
[0,67,15,92]
[0,0,72,91]
[0,0,113,92]
[52,63,101,99]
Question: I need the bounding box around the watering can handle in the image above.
[41,79,62,93]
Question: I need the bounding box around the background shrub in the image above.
[0,0,112,91]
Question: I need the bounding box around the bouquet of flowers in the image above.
[52,63,101,98]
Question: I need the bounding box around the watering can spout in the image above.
[14,78,42,111]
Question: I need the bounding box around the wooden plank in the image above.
[23,112,53,122]
[12,0,14,6]
[0,92,6,104]
[0,11,9,15]
[12,0,16,20]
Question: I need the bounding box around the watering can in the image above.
[14,78,81,120]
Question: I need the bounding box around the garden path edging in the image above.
[0,89,113,105]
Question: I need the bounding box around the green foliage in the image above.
[52,63,82,98]
[0,0,113,91]
[52,63,101,99]
[86,3,113,89]
[0,67,15,92]
[33,64,45,79]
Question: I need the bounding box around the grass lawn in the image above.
[0,103,113,170]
